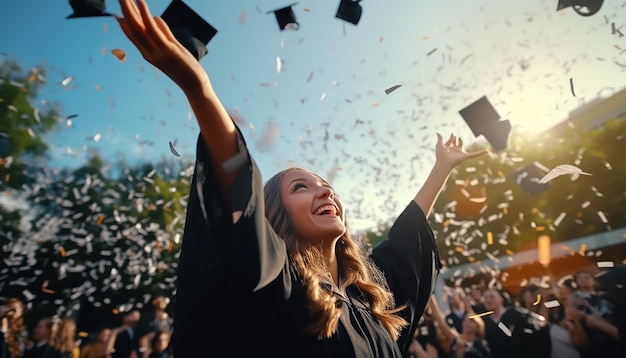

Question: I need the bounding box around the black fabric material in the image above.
[23,343,61,358]
[172,130,440,357]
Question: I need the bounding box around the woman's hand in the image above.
[116,0,209,92]
[435,133,488,171]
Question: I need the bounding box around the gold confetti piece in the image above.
[533,294,541,306]
[384,84,402,95]
[96,215,105,226]
[112,308,119,314]
[78,331,89,338]
[303,8,311,12]
[41,288,55,294]
[579,243,587,255]
[169,140,180,157]
[538,235,551,266]
[487,232,493,245]
[60,247,66,257]
[570,77,575,97]
[111,48,127,62]
[469,311,494,319]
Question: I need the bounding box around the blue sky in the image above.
[1,0,625,231]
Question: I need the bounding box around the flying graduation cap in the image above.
[161,0,218,61]
[459,96,511,152]
[336,0,363,25]
[268,3,299,31]
[67,0,112,19]
[509,162,551,196]
[556,0,604,17]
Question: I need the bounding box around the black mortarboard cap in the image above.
[67,0,112,19]
[459,96,500,136]
[480,119,511,152]
[268,3,299,31]
[161,0,218,61]
[336,0,363,25]
[459,96,511,151]
[509,162,551,195]
[556,0,604,16]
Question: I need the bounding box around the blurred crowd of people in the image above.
[409,266,625,358]
[2,266,624,358]
[0,295,173,358]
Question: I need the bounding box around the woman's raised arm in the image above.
[116,0,239,208]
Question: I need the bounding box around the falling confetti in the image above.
[384,85,402,95]
[544,300,560,308]
[168,140,180,157]
[111,48,127,62]
[538,164,591,183]
[276,56,282,73]
[570,77,575,97]
[468,311,494,319]
[597,261,614,268]
[61,76,74,86]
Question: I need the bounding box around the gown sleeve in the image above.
[370,200,442,356]
[172,128,288,355]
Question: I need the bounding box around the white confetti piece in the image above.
[276,56,282,73]
[538,164,591,184]
[597,211,608,223]
[62,76,74,86]
[498,322,512,337]
[554,212,566,226]
[597,261,614,268]
[544,300,560,308]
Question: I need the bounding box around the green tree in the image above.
[0,60,64,245]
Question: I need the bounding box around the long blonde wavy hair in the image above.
[263,167,408,340]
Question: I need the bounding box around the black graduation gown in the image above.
[172,132,441,358]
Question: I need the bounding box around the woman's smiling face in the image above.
[279,168,346,246]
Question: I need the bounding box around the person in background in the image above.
[479,288,549,358]
[115,0,488,356]
[445,288,468,334]
[79,328,112,358]
[1,298,29,358]
[136,296,171,357]
[145,332,170,358]
[428,294,491,358]
[22,317,60,358]
[468,285,486,314]
[50,318,79,358]
[109,310,140,358]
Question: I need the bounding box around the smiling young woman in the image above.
[115,1,488,356]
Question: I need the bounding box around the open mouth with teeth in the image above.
[314,204,338,216]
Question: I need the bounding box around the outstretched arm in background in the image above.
[116,0,239,210]
[413,133,487,218]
